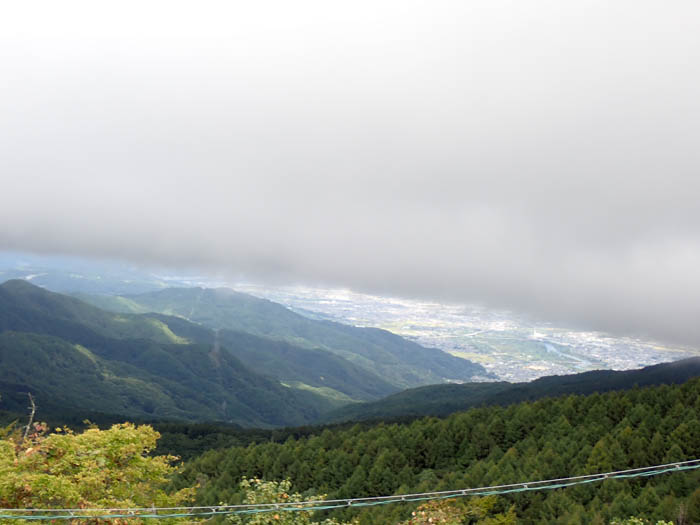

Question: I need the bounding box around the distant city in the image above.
[229,283,697,382]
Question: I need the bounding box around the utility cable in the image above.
[1,459,698,521]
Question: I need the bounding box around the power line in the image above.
[1,460,698,521]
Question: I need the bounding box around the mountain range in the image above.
[0,279,487,426]
[4,278,699,431]
[0,279,341,426]
[320,356,700,423]
[75,286,491,391]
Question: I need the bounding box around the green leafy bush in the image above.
[227,478,357,525]
[0,422,193,523]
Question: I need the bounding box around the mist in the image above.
[1,1,699,346]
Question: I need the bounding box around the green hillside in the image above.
[0,279,188,344]
[177,377,700,524]
[78,286,492,389]
[321,357,700,423]
[0,280,337,426]
[217,330,396,401]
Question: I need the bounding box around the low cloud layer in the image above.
[2,1,700,346]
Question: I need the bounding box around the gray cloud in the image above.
[2,1,700,346]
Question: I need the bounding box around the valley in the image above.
[1,273,700,524]
[4,5,700,521]
[4,253,696,384]
[229,283,698,382]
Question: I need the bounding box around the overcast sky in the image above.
[2,1,700,346]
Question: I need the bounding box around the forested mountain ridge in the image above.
[177,377,700,524]
[0,280,338,426]
[3,356,695,464]
[2,279,399,402]
[77,286,492,389]
[0,278,190,344]
[321,357,700,423]
[121,357,700,461]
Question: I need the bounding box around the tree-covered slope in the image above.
[177,378,700,524]
[217,330,396,401]
[321,357,700,423]
[0,280,337,427]
[78,286,492,389]
[2,279,394,404]
[0,279,188,344]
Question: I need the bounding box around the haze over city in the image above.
[2,1,700,347]
[3,4,700,522]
